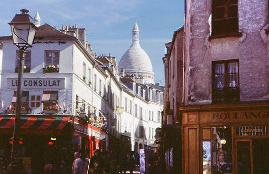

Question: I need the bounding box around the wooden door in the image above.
[236,140,252,174]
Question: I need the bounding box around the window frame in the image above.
[94,74,97,91]
[212,59,240,103]
[83,62,86,81]
[88,68,92,85]
[42,91,59,113]
[44,50,60,73]
[211,0,239,37]
[31,95,41,108]
[15,50,31,73]
[12,91,30,113]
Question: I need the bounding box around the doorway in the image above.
[236,139,269,174]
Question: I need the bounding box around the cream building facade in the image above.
[0,15,163,152]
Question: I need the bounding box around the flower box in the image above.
[43,65,59,73]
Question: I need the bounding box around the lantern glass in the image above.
[10,23,30,46]
[9,9,36,48]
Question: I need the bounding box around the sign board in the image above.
[199,110,269,124]
[236,125,267,136]
[139,149,146,174]
[7,78,65,89]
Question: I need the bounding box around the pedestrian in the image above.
[58,159,69,174]
[72,152,85,174]
[43,159,55,174]
[89,150,105,174]
[128,151,136,174]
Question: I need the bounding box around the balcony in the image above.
[43,65,59,73]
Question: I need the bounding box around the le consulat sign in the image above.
[7,78,65,89]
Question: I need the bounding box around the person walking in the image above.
[128,151,136,174]
[72,152,88,174]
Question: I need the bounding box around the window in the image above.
[83,63,86,81]
[11,91,30,113]
[42,91,58,113]
[81,100,86,113]
[129,100,132,114]
[157,111,161,122]
[15,51,31,73]
[76,95,79,110]
[99,79,102,95]
[212,60,239,103]
[94,74,97,91]
[212,0,238,36]
[102,84,105,99]
[139,107,143,120]
[44,50,59,73]
[139,126,144,138]
[88,68,92,85]
[31,95,41,108]
[212,127,232,174]
[125,97,128,112]
[135,104,138,117]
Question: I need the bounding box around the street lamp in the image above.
[9,9,36,164]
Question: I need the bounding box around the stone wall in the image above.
[185,0,269,104]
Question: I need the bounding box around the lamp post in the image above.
[8,9,36,166]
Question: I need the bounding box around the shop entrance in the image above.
[236,139,269,174]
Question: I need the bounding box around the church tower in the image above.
[34,11,41,27]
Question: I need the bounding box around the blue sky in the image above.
[0,0,184,84]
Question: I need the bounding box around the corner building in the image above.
[181,1,269,174]
[0,14,163,173]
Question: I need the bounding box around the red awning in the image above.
[0,115,70,130]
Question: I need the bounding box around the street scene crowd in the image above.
[0,149,161,174]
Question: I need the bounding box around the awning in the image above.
[0,115,70,130]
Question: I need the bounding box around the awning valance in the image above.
[0,115,70,130]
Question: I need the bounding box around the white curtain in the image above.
[215,63,225,89]
[228,62,238,87]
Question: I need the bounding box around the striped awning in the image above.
[0,115,70,130]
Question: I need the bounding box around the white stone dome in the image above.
[119,23,154,84]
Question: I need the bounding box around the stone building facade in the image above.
[163,27,184,173]
[164,0,269,174]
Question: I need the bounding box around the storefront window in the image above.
[212,127,232,174]
[203,141,211,174]
[42,91,58,113]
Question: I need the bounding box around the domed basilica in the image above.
[119,23,155,84]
